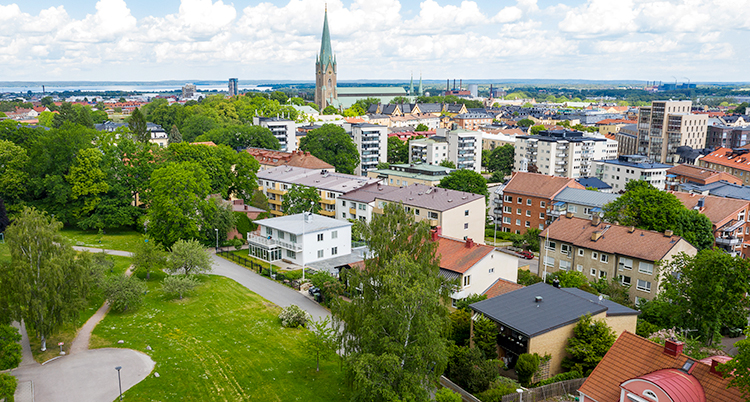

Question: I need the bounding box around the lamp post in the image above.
[115,366,123,401]
[301,201,315,283]
[214,228,219,252]
[516,388,523,402]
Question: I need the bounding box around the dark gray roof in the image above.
[575,177,613,190]
[469,282,608,337]
[554,187,619,207]
[561,288,639,317]
[679,180,750,201]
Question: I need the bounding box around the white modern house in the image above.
[247,213,352,266]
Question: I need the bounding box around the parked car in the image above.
[518,250,534,259]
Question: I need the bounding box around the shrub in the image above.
[0,325,22,370]
[0,373,17,402]
[477,377,521,402]
[516,353,540,386]
[532,370,582,387]
[279,305,311,328]
[518,269,543,286]
[162,275,200,300]
[435,388,461,402]
[234,212,253,236]
[103,275,147,313]
[445,344,499,394]
[636,319,660,338]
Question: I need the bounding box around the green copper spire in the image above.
[409,72,414,95]
[319,6,335,70]
[418,73,423,96]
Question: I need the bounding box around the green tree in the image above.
[483,144,514,175]
[353,97,380,112]
[473,314,498,359]
[132,239,167,280]
[561,313,616,375]
[515,353,540,386]
[322,105,338,115]
[342,105,366,117]
[299,124,360,174]
[659,250,750,346]
[147,162,211,247]
[0,324,22,370]
[305,316,338,372]
[529,125,546,135]
[128,107,149,143]
[719,329,750,398]
[522,227,540,252]
[518,269,542,286]
[391,96,410,104]
[38,110,56,127]
[334,202,452,402]
[161,275,200,300]
[168,239,213,275]
[387,136,408,164]
[445,344,498,394]
[376,161,390,169]
[0,139,29,202]
[228,151,261,203]
[438,169,488,199]
[0,373,16,402]
[196,124,279,150]
[435,388,461,402]
[74,106,94,128]
[448,309,471,347]
[415,123,429,132]
[281,184,321,215]
[0,198,10,234]
[168,125,183,144]
[1,208,91,351]
[455,293,487,312]
[439,159,456,169]
[103,275,146,313]
[516,118,534,127]
[65,147,109,220]
[201,196,237,247]
[180,114,220,142]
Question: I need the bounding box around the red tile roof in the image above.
[595,118,637,125]
[482,278,523,298]
[669,191,748,227]
[245,148,334,170]
[503,172,584,199]
[436,236,493,274]
[667,164,742,185]
[699,148,750,173]
[578,331,742,402]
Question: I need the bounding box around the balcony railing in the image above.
[247,233,302,251]
[715,236,741,246]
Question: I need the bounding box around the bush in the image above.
[234,212,253,236]
[476,377,520,402]
[0,373,17,402]
[279,305,311,328]
[518,269,542,286]
[162,275,200,300]
[636,319,660,338]
[445,344,499,394]
[103,275,147,313]
[435,388,461,402]
[516,353,540,386]
[532,370,582,387]
[448,309,471,347]
[0,324,22,370]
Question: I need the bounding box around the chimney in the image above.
[591,231,603,242]
[592,215,601,226]
[465,238,474,248]
[436,226,442,236]
[628,226,636,233]
[710,359,722,376]
[565,211,574,219]
[664,229,674,237]
[430,229,439,242]
[534,296,543,303]
[663,339,684,357]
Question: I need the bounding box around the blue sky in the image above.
[1,0,748,83]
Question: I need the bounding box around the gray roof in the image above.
[338,185,400,203]
[258,166,381,193]
[469,282,609,337]
[576,177,613,190]
[597,155,671,170]
[257,213,351,235]
[375,183,484,212]
[553,188,619,208]
[679,181,750,201]
[308,246,369,276]
[561,288,639,317]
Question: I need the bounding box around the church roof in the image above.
[318,8,335,70]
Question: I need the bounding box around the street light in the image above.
[516,388,523,402]
[301,201,315,283]
[214,228,219,252]
[115,366,123,401]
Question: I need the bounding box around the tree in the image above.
[517,118,534,127]
[719,329,750,398]
[129,107,149,143]
[334,202,452,402]
[281,185,321,215]
[103,275,146,313]
[448,309,471,346]
[195,125,279,150]
[435,388,461,402]
[65,147,109,220]
[168,239,213,275]
[439,159,456,169]
[0,140,29,202]
[529,125,546,135]
[483,144,514,175]
[169,125,183,144]
[299,124,360,174]
[376,161,390,169]
[0,373,16,402]
[0,198,9,234]
[445,345,498,394]
[473,314,498,359]
[322,105,338,115]
[561,313,616,375]
[342,105,366,117]
[161,275,199,300]
[201,196,237,247]
[75,106,94,128]
[1,208,91,351]
[415,123,429,132]
[306,316,338,372]
[522,227,540,252]
[0,324,22,370]
[391,96,410,104]
[387,136,408,164]
[132,239,167,280]
[180,114,220,142]
[659,250,750,346]
[438,169,488,199]
[353,97,380,112]
[515,353,540,386]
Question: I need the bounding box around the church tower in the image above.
[315,6,337,111]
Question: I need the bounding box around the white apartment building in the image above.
[351,123,388,176]
[253,116,297,152]
[408,128,481,172]
[247,213,352,265]
[593,155,672,191]
[514,130,618,179]
[637,100,708,163]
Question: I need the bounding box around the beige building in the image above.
[514,130,618,179]
[539,215,698,303]
[637,100,708,163]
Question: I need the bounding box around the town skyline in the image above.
[1,0,749,83]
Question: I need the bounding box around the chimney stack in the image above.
[664,229,674,237]
[592,215,601,226]
[710,359,722,376]
[430,229,439,242]
[465,238,474,248]
[663,339,684,357]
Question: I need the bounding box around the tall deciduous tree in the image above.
[415,123,429,132]
[305,316,338,372]
[300,124,359,174]
[281,185,321,215]
[473,314,498,359]
[561,313,616,375]
[1,208,91,351]
[659,250,750,346]
[438,169,488,199]
[0,139,29,202]
[168,239,213,275]
[195,125,279,150]
[129,107,149,143]
[483,144,514,176]
[387,136,408,164]
[132,239,167,280]
[334,202,452,402]
[65,147,109,220]
[439,159,456,168]
[719,330,750,398]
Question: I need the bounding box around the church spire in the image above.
[418,72,423,97]
[319,5,335,70]
[409,72,414,96]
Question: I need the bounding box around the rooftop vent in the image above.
[534,296,543,303]
[628,226,636,233]
[664,229,674,237]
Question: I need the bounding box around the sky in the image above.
[1,0,749,83]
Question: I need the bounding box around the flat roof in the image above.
[257,166,381,193]
[256,213,351,235]
[554,187,619,207]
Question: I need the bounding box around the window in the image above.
[317,250,324,258]
[525,221,530,227]
[350,201,356,208]
[489,268,494,274]
[546,241,556,251]
[619,257,633,270]
[463,275,471,287]
[405,206,411,212]
[266,227,273,236]
[503,217,511,224]
[342,212,346,218]
[599,270,607,279]
[567,205,578,213]
[543,256,555,267]
[415,209,420,215]
[317,233,324,241]
[504,206,512,213]
[504,195,513,202]
[578,249,584,257]
[539,224,545,230]
[583,207,592,215]
[359,203,366,210]
[590,268,597,276]
[429,211,438,219]
[638,262,654,275]
[278,231,285,240]
[341,200,346,206]
[600,254,609,263]
[286,250,296,258]
[591,251,598,260]
[637,279,652,292]
[464,223,469,230]
[516,219,521,225]
[526,210,531,217]
[331,247,338,256]
[540,212,545,219]
[560,260,571,271]
[620,275,631,286]
[526,199,532,206]
[561,244,571,254]
[517,197,522,204]
[576,264,583,272]
[516,208,522,215]
[465,210,469,216]
[332,231,338,239]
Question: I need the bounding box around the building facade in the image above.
[228,78,238,97]
[408,128,481,172]
[366,163,454,187]
[314,8,337,111]
[253,116,297,152]
[593,155,672,191]
[706,124,750,149]
[637,100,708,163]
[697,148,750,186]
[351,123,388,176]
[514,130,618,179]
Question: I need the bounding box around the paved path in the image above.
[11,321,35,368]
[72,246,133,257]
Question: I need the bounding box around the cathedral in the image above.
[314,7,337,111]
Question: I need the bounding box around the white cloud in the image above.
[491,6,523,23]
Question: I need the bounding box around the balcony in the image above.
[493,208,503,215]
[556,153,567,158]
[247,233,302,251]
[555,160,566,165]
[716,236,741,247]
[555,167,566,173]
[494,198,503,205]
[556,144,567,150]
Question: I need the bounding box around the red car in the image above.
[518,251,534,259]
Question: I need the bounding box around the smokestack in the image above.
[460,79,462,90]
[447,79,449,93]
[453,79,456,90]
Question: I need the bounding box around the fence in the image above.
[218,251,264,273]
[501,377,586,402]
[439,376,482,402]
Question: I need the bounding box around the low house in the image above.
[469,282,638,379]
[539,215,698,302]
[578,331,742,402]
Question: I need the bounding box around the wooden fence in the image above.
[439,376,482,402]
[501,377,586,402]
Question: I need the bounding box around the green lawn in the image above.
[91,275,349,401]
[0,241,9,264]
[60,227,144,253]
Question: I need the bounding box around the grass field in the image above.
[0,241,9,263]
[91,275,349,402]
[60,227,144,253]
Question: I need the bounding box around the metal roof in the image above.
[553,187,619,208]
[256,213,351,235]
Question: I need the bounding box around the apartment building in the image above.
[539,215,697,302]
[337,183,486,243]
[494,172,584,234]
[665,164,741,190]
[514,130,618,179]
[546,188,619,223]
[593,155,672,191]
[256,166,380,217]
[614,124,638,156]
[454,112,494,130]
[409,128,481,172]
[366,163,454,187]
[637,100,708,163]
[350,123,388,176]
[253,116,297,152]
[482,131,519,151]
[696,148,750,186]
[706,124,750,149]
